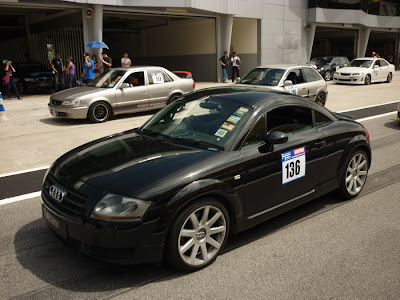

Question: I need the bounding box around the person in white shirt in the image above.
[121,52,132,67]
[230,51,241,82]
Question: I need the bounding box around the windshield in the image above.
[238,68,285,86]
[350,59,373,68]
[141,95,253,150]
[87,69,127,88]
[310,57,332,65]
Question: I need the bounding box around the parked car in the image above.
[309,56,349,81]
[42,86,371,272]
[333,57,395,85]
[48,66,195,122]
[237,64,328,106]
[15,63,54,94]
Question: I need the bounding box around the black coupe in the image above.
[42,87,371,271]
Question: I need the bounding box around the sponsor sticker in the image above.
[234,107,249,117]
[151,72,164,84]
[226,115,241,124]
[288,86,298,95]
[220,122,236,131]
[281,146,306,185]
[215,128,228,138]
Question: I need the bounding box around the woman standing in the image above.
[92,55,100,77]
[66,57,76,88]
[2,59,22,100]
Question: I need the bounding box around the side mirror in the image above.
[119,83,130,89]
[265,130,288,145]
[283,80,293,87]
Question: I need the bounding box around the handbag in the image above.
[2,71,10,85]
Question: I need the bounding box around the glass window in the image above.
[87,70,127,88]
[339,57,349,65]
[243,115,266,147]
[123,71,145,87]
[374,60,381,67]
[314,110,333,127]
[285,69,305,85]
[147,70,171,85]
[380,59,389,66]
[331,57,340,65]
[238,68,286,86]
[350,59,373,68]
[267,106,313,135]
[303,67,322,82]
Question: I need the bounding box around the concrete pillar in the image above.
[216,14,233,82]
[357,26,370,58]
[306,23,316,62]
[24,16,34,62]
[82,4,103,57]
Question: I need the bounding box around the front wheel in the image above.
[315,92,327,106]
[88,101,111,123]
[364,74,371,85]
[338,149,369,199]
[166,199,230,272]
[386,72,392,83]
[324,71,331,81]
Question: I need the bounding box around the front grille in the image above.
[36,77,53,82]
[51,99,63,105]
[338,78,351,81]
[340,73,351,76]
[42,174,88,219]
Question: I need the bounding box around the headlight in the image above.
[91,194,151,222]
[24,78,35,82]
[320,67,324,71]
[62,99,80,106]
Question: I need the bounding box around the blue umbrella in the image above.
[86,41,109,49]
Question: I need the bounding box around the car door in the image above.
[371,60,381,82]
[240,105,326,218]
[378,59,391,81]
[302,67,325,100]
[115,70,149,113]
[282,68,309,98]
[146,69,175,109]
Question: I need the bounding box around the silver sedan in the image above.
[237,64,328,106]
[48,66,195,122]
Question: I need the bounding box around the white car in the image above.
[333,57,395,85]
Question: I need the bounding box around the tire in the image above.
[168,93,182,105]
[364,74,371,85]
[315,91,327,106]
[386,72,392,83]
[166,198,230,272]
[338,149,369,200]
[324,71,331,81]
[88,101,111,123]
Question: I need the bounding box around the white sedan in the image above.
[333,57,395,85]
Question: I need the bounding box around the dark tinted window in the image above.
[303,67,322,82]
[267,106,313,135]
[243,115,266,147]
[374,60,380,67]
[314,110,332,127]
[285,68,305,85]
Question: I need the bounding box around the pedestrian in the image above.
[219,51,229,83]
[51,53,65,92]
[2,59,22,100]
[101,52,112,74]
[66,57,76,88]
[92,54,100,77]
[372,52,377,58]
[230,51,241,82]
[81,52,95,84]
[121,52,132,67]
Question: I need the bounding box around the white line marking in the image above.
[0,191,41,206]
[0,166,49,178]
[356,111,397,122]
[337,100,399,113]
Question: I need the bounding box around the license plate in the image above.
[43,206,68,239]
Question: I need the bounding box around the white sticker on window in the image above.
[151,72,164,84]
[281,146,306,185]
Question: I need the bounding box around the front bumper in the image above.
[42,203,165,264]
[333,74,365,84]
[48,103,88,119]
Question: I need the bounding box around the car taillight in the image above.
[365,127,370,143]
[193,81,195,89]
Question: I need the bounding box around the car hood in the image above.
[336,67,368,73]
[28,71,53,78]
[50,130,227,200]
[51,86,106,100]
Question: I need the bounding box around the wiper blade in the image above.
[138,128,171,140]
[171,137,224,150]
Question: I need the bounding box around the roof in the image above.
[255,64,313,69]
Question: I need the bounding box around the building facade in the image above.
[0,0,399,81]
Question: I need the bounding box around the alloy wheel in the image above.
[93,104,109,121]
[315,92,326,106]
[345,153,368,196]
[178,205,227,267]
[324,72,331,81]
[387,73,392,83]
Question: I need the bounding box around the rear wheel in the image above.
[386,72,392,83]
[338,149,369,199]
[364,74,371,85]
[166,198,229,272]
[168,93,182,105]
[88,101,111,123]
[315,92,327,106]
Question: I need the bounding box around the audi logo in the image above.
[49,185,66,203]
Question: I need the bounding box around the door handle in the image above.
[315,140,326,148]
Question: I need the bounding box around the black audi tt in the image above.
[42,86,371,271]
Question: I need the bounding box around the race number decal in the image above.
[151,72,164,84]
[288,86,298,95]
[281,146,306,185]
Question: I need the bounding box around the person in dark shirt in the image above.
[51,53,65,92]
[101,52,112,74]
[219,51,229,83]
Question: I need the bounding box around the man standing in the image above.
[81,52,95,84]
[101,52,112,74]
[219,51,229,83]
[51,53,65,92]
[231,51,241,82]
[121,52,132,67]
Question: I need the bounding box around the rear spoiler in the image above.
[172,71,193,79]
[334,112,354,120]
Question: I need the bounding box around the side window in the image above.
[243,115,266,147]
[380,59,389,66]
[285,68,305,85]
[374,60,380,67]
[303,67,322,82]
[148,70,171,84]
[124,71,145,87]
[267,106,313,135]
[314,110,332,127]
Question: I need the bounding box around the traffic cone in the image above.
[0,92,8,121]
